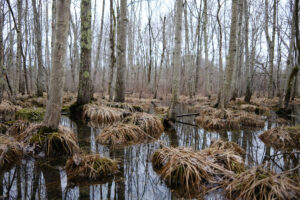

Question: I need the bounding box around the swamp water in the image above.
[1,105,299,200]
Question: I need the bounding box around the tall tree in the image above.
[0,1,5,103]
[32,0,45,96]
[76,0,93,106]
[169,0,183,121]
[223,0,239,106]
[284,0,299,109]
[108,0,116,101]
[264,0,277,98]
[43,0,71,129]
[115,0,127,102]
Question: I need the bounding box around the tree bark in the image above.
[77,0,93,106]
[223,0,239,106]
[108,0,116,102]
[169,0,183,121]
[32,0,46,97]
[43,0,71,129]
[115,0,127,102]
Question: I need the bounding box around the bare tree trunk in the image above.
[223,0,239,106]
[0,2,4,103]
[76,0,93,106]
[115,0,127,102]
[203,0,210,98]
[43,0,71,130]
[264,0,277,99]
[32,0,45,97]
[169,0,183,121]
[108,0,116,101]
[16,0,22,95]
[284,0,299,109]
[244,0,251,103]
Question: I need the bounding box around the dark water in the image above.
[1,104,299,200]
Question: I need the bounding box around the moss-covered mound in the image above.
[259,125,300,150]
[66,154,118,182]
[151,146,245,195]
[225,167,300,200]
[16,108,45,121]
[18,124,80,157]
[0,135,23,170]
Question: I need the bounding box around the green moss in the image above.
[61,105,70,113]
[16,108,45,121]
[284,124,300,132]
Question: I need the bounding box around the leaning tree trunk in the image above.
[223,0,239,106]
[32,0,45,97]
[43,0,71,130]
[115,0,127,102]
[77,0,94,106]
[284,0,299,109]
[168,0,183,121]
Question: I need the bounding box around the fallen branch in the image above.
[176,113,199,117]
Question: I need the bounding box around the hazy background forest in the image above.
[0,0,299,106]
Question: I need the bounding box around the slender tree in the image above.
[43,0,71,129]
[115,0,127,102]
[169,0,183,121]
[76,0,93,106]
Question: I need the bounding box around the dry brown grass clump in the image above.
[195,108,265,130]
[0,135,23,170]
[66,154,118,182]
[82,104,125,125]
[225,166,300,200]
[210,140,246,158]
[259,125,300,150]
[17,124,80,157]
[106,102,144,112]
[151,147,245,195]
[97,113,164,146]
[96,123,148,145]
[240,104,270,116]
[123,112,164,137]
[154,106,169,115]
[5,120,30,137]
[0,100,18,121]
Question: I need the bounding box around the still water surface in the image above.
[1,105,299,199]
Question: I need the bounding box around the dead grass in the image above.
[154,106,169,115]
[123,112,164,137]
[259,125,300,150]
[225,166,300,200]
[151,147,245,195]
[0,100,18,121]
[0,135,23,170]
[195,108,265,131]
[17,124,80,157]
[240,104,270,116]
[210,140,246,158]
[5,120,30,137]
[106,102,144,112]
[66,154,118,182]
[82,104,125,125]
[96,123,148,145]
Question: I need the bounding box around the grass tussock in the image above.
[123,112,164,137]
[195,108,265,131]
[240,104,270,116]
[154,106,169,115]
[66,154,118,182]
[106,102,144,112]
[210,140,246,158]
[0,135,23,170]
[151,147,245,194]
[97,123,148,145]
[18,124,80,157]
[16,108,45,121]
[5,120,30,137]
[225,166,300,200]
[82,104,125,125]
[0,100,18,121]
[259,125,300,150]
